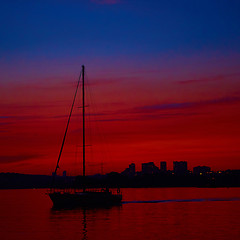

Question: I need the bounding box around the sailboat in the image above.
[48,65,122,208]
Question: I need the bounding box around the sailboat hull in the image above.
[48,191,122,208]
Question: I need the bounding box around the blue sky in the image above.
[1,0,240,61]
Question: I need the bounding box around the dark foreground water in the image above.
[0,188,240,240]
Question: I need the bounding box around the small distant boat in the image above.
[48,65,122,208]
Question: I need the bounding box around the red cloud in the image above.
[177,72,240,84]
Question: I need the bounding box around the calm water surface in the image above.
[0,188,240,240]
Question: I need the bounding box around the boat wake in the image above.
[123,197,240,204]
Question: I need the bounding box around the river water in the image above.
[0,188,240,240]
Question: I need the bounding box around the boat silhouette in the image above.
[48,65,122,208]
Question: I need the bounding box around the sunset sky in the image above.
[0,0,240,175]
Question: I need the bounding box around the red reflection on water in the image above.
[0,188,240,240]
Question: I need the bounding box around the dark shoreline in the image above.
[1,171,240,189]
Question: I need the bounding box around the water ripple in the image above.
[123,197,240,204]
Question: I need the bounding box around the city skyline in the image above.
[54,160,235,177]
[1,160,239,189]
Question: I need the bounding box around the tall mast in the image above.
[82,65,86,192]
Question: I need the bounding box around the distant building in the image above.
[173,161,188,175]
[193,166,211,175]
[121,163,135,177]
[129,163,135,173]
[160,161,167,172]
[142,162,159,175]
